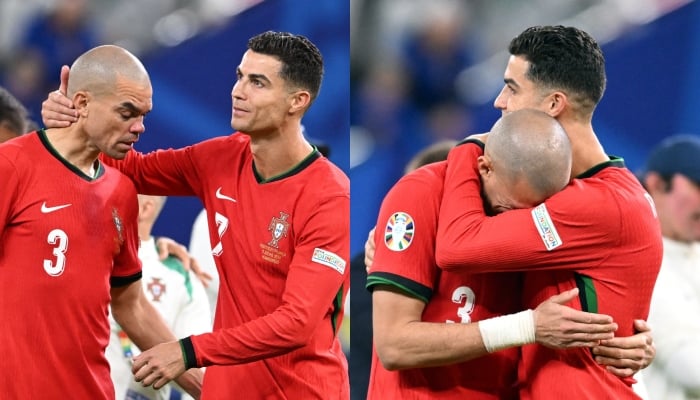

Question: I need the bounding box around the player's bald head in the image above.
[67,45,150,97]
[487,109,572,199]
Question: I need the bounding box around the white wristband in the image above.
[478,309,536,353]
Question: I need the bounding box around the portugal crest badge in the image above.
[147,277,166,302]
[268,212,290,248]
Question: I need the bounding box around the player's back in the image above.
[367,162,521,400]
[519,163,662,400]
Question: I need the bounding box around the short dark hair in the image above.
[248,31,324,103]
[0,86,28,135]
[509,26,606,115]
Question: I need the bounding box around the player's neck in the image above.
[249,127,314,180]
[44,127,100,176]
[559,120,609,179]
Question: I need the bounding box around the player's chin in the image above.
[105,148,130,160]
[230,118,246,132]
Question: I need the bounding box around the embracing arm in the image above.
[111,281,203,397]
[435,141,611,272]
[373,286,617,370]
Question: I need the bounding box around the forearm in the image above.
[112,294,178,351]
[101,149,197,196]
[184,303,320,367]
[375,320,488,370]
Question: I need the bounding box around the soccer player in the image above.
[435,26,662,399]
[107,194,211,400]
[0,86,32,142]
[367,109,620,399]
[42,31,349,399]
[639,135,700,400]
[0,45,201,399]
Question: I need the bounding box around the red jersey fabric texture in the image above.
[367,161,521,400]
[436,141,662,399]
[0,130,142,399]
[104,133,350,400]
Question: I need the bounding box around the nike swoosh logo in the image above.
[41,202,73,213]
[215,187,237,203]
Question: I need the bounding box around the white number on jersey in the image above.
[211,212,229,256]
[43,229,68,276]
[446,286,476,324]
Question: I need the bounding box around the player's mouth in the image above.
[232,106,249,117]
[118,140,136,151]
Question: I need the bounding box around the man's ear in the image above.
[288,90,311,114]
[477,155,492,179]
[73,91,90,117]
[545,91,568,118]
[644,172,669,195]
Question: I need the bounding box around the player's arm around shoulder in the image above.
[437,176,618,273]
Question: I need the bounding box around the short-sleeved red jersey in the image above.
[436,141,662,399]
[104,133,350,399]
[0,130,142,399]
[366,161,521,400]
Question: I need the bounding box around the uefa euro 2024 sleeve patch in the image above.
[384,212,414,251]
[312,248,346,274]
[531,203,562,251]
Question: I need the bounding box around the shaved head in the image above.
[487,109,571,199]
[68,45,150,98]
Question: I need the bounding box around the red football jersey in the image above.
[104,133,350,399]
[436,141,662,399]
[366,161,521,400]
[0,130,141,399]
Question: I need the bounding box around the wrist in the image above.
[478,309,536,352]
[179,337,198,369]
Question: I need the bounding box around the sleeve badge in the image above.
[384,212,414,251]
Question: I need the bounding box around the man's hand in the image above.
[592,319,655,378]
[132,340,187,390]
[155,237,213,287]
[41,65,78,128]
[364,227,376,273]
[534,288,618,348]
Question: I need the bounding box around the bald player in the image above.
[366,109,616,399]
[0,45,202,399]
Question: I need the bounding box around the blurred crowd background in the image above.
[350,0,697,256]
[0,0,350,247]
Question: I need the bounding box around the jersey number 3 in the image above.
[447,286,476,324]
[44,229,68,276]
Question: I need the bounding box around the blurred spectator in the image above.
[1,50,48,122]
[0,85,35,142]
[14,0,97,115]
[399,4,475,111]
[640,134,700,400]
